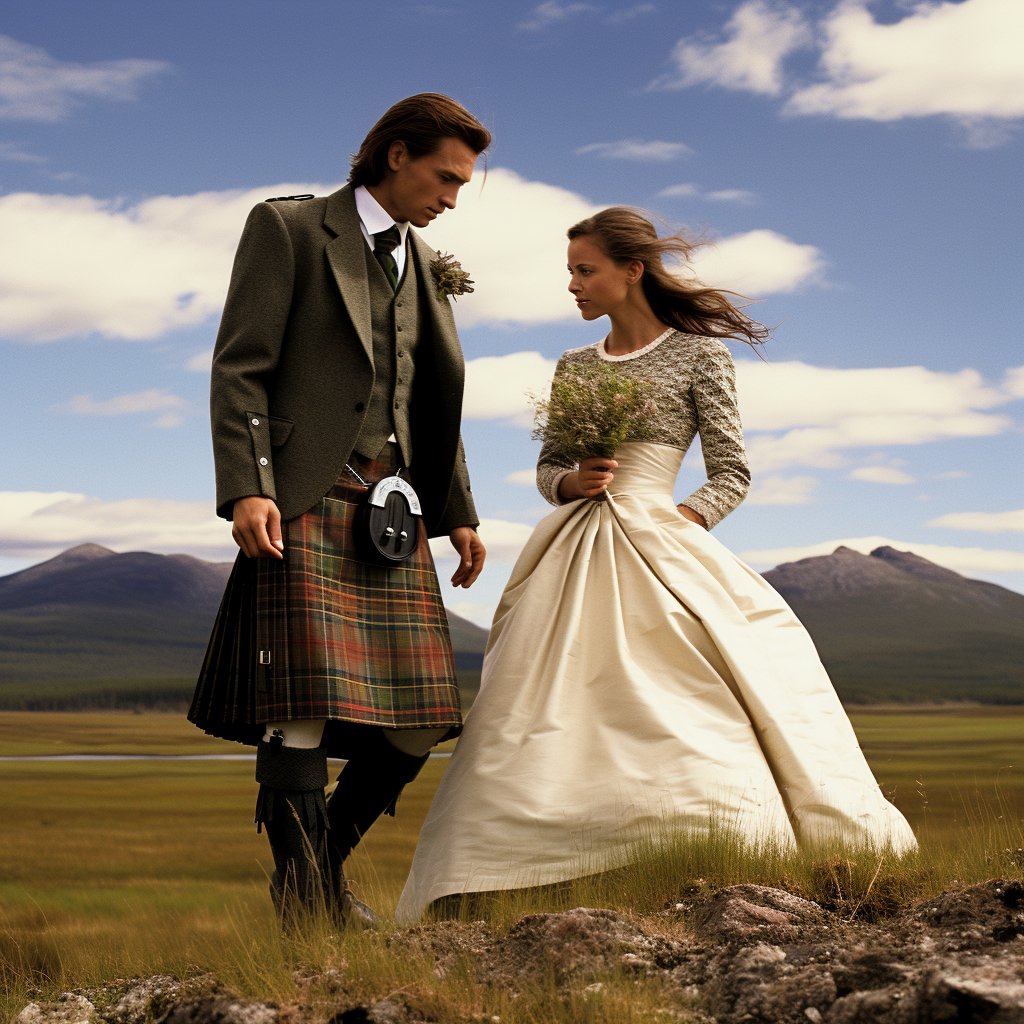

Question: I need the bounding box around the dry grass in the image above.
[2,708,1022,1022]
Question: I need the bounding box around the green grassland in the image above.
[2,709,1022,1022]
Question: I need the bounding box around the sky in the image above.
[1,0,1022,625]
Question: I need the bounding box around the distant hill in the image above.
[763,546,1024,704]
[0,544,489,709]
[3,542,1019,710]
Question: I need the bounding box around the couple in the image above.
[189,93,915,927]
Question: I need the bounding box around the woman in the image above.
[396,209,915,923]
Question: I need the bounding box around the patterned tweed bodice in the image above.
[536,329,750,529]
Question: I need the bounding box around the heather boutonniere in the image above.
[430,251,474,302]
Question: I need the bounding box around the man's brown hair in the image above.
[349,93,491,187]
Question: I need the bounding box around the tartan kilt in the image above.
[188,448,463,745]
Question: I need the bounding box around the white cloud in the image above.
[1005,366,1024,398]
[706,189,758,204]
[186,349,213,372]
[463,351,558,425]
[0,34,170,121]
[0,141,45,163]
[658,183,700,197]
[745,473,818,505]
[651,1,810,96]
[689,229,823,295]
[0,181,329,342]
[739,535,1024,574]
[517,1,595,30]
[656,0,1024,142]
[927,509,1024,533]
[785,0,1024,124]
[735,360,1018,470]
[59,389,186,415]
[576,139,693,161]
[658,183,759,204]
[431,518,536,564]
[0,490,233,560]
[419,168,600,327]
[605,3,657,25]
[848,466,915,485]
[505,470,539,487]
[1,169,824,341]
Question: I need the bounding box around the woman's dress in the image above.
[395,329,916,923]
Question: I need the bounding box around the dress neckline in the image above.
[596,327,676,362]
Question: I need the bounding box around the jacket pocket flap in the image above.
[268,416,294,447]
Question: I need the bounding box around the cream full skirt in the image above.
[396,442,916,923]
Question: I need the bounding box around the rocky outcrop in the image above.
[13,880,1024,1024]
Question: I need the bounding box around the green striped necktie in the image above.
[372,225,401,291]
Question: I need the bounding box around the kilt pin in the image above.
[186,181,480,924]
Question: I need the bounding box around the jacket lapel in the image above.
[409,230,465,400]
[323,185,373,364]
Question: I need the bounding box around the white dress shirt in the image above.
[354,184,410,281]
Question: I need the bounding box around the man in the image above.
[188,94,489,924]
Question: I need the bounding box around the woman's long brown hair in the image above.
[567,207,769,351]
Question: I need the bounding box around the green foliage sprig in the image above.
[430,251,474,302]
[530,362,658,462]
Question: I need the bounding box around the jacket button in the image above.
[251,418,260,425]
[259,457,268,466]
[355,402,364,412]
[396,325,403,332]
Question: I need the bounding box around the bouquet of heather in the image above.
[530,363,657,462]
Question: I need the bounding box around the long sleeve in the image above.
[535,355,578,506]
[210,202,295,519]
[679,340,750,529]
[434,434,480,534]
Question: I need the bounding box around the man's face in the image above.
[375,137,479,227]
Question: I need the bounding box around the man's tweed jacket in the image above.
[210,183,477,537]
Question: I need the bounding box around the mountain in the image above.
[763,546,1024,704]
[0,544,489,709]
[4,542,1018,710]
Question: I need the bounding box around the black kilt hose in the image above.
[189,447,463,746]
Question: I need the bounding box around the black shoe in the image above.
[329,866,379,929]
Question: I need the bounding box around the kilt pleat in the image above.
[189,451,462,745]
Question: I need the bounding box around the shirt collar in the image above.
[354,184,410,245]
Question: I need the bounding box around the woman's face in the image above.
[567,236,640,321]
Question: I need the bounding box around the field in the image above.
[2,708,1023,1021]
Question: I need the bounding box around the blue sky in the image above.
[1,0,1022,623]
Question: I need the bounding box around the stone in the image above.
[695,885,828,941]
[162,998,278,1024]
[13,995,94,1024]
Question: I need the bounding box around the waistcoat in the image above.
[353,240,422,465]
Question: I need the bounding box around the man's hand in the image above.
[449,526,485,588]
[232,496,284,558]
[558,457,619,501]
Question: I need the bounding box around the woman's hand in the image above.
[677,504,707,529]
[558,457,619,501]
